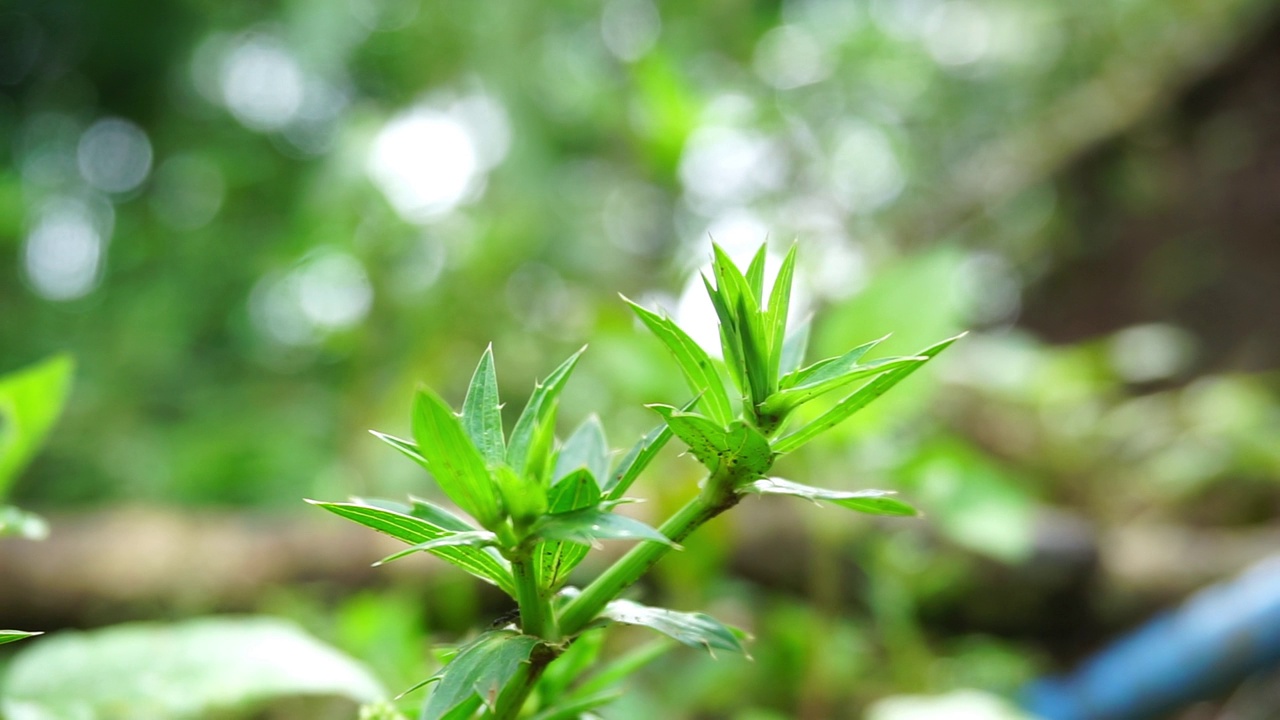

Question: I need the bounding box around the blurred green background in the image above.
[4,0,1280,717]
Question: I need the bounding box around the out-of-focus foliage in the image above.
[1,617,386,719]
[2,0,1273,507]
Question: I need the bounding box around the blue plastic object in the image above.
[1022,556,1280,719]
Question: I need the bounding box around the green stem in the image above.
[490,644,555,720]
[511,554,556,641]
[558,473,738,636]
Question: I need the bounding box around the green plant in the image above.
[313,244,960,719]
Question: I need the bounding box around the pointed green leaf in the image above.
[370,431,429,470]
[648,405,729,473]
[780,334,889,389]
[532,507,675,549]
[623,297,732,426]
[780,316,810,377]
[0,504,48,540]
[600,599,749,657]
[0,630,41,646]
[508,348,586,475]
[0,354,74,495]
[375,530,499,567]
[553,416,610,487]
[534,470,601,590]
[772,334,963,454]
[741,477,918,516]
[744,243,767,302]
[762,356,926,416]
[422,631,541,720]
[710,244,769,405]
[411,389,502,528]
[765,245,798,392]
[462,345,505,465]
[705,274,749,400]
[735,293,770,406]
[308,501,515,597]
[524,402,560,487]
[408,497,479,532]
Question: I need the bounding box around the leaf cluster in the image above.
[313,243,960,719]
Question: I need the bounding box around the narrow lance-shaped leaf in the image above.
[374,530,498,567]
[624,297,733,426]
[421,631,541,719]
[765,244,798,394]
[735,293,770,408]
[533,507,676,549]
[534,469,600,591]
[772,334,964,454]
[600,599,749,657]
[761,355,927,417]
[0,630,41,646]
[711,244,769,404]
[648,404,730,473]
[412,388,502,529]
[553,415,610,486]
[740,477,918,516]
[780,334,890,389]
[744,243,767,302]
[462,345,505,465]
[307,501,516,597]
[508,347,586,475]
[779,316,811,377]
[705,274,749,401]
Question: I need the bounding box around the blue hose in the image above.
[1022,556,1280,719]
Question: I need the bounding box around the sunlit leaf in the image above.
[462,345,505,465]
[762,355,926,417]
[369,431,429,470]
[780,316,811,377]
[0,354,74,496]
[535,470,600,590]
[508,347,586,476]
[780,334,890,389]
[0,630,41,646]
[744,243,767,302]
[532,507,675,549]
[740,477,918,516]
[772,334,964,454]
[599,599,749,657]
[308,501,515,597]
[0,504,48,540]
[765,244,798,392]
[553,415,610,486]
[623,297,732,426]
[421,631,541,720]
[374,530,498,567]
[0,618,384,719]
[412,388,502,529]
